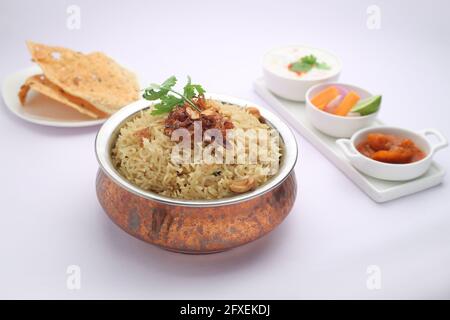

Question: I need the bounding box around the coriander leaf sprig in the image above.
[143,76,205,115]
[289,54,330,74]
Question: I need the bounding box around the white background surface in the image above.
[1,0,449,299]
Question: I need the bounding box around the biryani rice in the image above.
[112,100,282,200]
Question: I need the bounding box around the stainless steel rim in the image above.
[95,93,298,207]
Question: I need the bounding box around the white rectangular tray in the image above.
[254,77,445,203]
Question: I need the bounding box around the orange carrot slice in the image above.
[311,86,339,110]
[334,91,360,116]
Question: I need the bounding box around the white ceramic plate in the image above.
[1,66,106,127]
[254,77,446,203]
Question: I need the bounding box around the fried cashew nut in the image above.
[186,107,200,120]
[229,177,256,193]
[200,109,216,116]
[246,107,264,122]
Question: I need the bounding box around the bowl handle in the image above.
[336,139,359,159]
[418,129,448,154]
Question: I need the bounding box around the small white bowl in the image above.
[262,45,341,102]
[336,126,448,181]
[305,82,379,138]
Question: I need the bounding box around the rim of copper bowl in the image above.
[95,93,298,208]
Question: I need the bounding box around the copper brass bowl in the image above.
[95,94,298,254]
